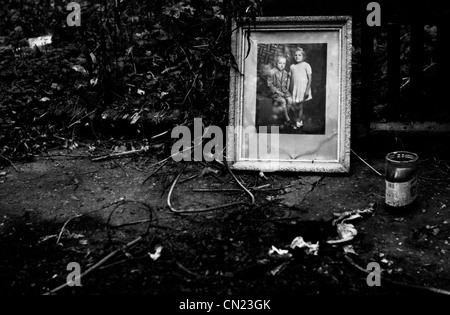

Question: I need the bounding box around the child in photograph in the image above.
[267,55,293,124]
[289,47,312,129]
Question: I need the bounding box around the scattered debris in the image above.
[268,245,292,259]
[326,222,358,244]
[38,234,57,244]
[344,255,450,295]
[90,77,98,86]
[167,163,255,213]
[142,160,168,184]
[430,226,441,236]
[130,112,141,124]
[44,236,143,295]
[0,153,20,172]
[91,146,149,162]
[270,262,289,276]
[56,214,83,245]
[289,236,319,255]
[331,203,376,225]
[343,245,357,255]
[323,204,376,244]
[413,224,442,238]
[149,245,163,261]
[27,35,52,48]
[72,65,88,76]
[176,261,202,278]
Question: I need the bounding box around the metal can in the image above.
[385,151,419,210]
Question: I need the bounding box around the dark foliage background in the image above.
[0,0,262,160]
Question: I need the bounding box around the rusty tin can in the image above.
[385,151,419,210]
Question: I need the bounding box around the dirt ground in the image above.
[0,145,449,299]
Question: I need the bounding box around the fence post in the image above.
[410,23,424,113]
[361,25,375,126]
[387,22,401,118]
[438,15,450,113]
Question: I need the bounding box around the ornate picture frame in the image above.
[227,16,352,172]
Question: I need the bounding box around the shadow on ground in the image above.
[0,148,449,296]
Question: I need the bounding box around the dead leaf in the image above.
[149,245,163,261]
[289,236,319,255]
[90,52,97,64]
[72,65,88,76]
[343,245,357,255]
[268,245,292,258]
[326,223,357,244]
[90,77,98,86]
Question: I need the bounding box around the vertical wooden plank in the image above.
[410,23,424,110]
[361,25,375,125]
[438,15,450,112]
[387,22,401,116]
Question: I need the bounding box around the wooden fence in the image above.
[262,0,450,133]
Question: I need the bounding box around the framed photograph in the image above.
[227,16,352,173]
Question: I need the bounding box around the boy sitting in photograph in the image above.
[267,55,293,125]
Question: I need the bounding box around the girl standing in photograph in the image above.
[289,47,312,129]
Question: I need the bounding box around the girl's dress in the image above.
[290,62,313,103]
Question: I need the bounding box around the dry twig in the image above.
[66,109,97,129]
[350,149,383,177]
[176,261,202,278]
[0,153,20,172]
[113,159,129,177]
[56,214,83,245]
[142,160,168,184]
[44,236,143,295]
[167,165,246,213]
[344,254,450,296]
[193,188,242,192]
[150,130,170,140]
[179,174,199,184]
[106,200,157,238]
[92,147,148,162]
[167,163,255,213]
[109,220,174,231]
[34,154,91,159]
[225,162,255,205]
